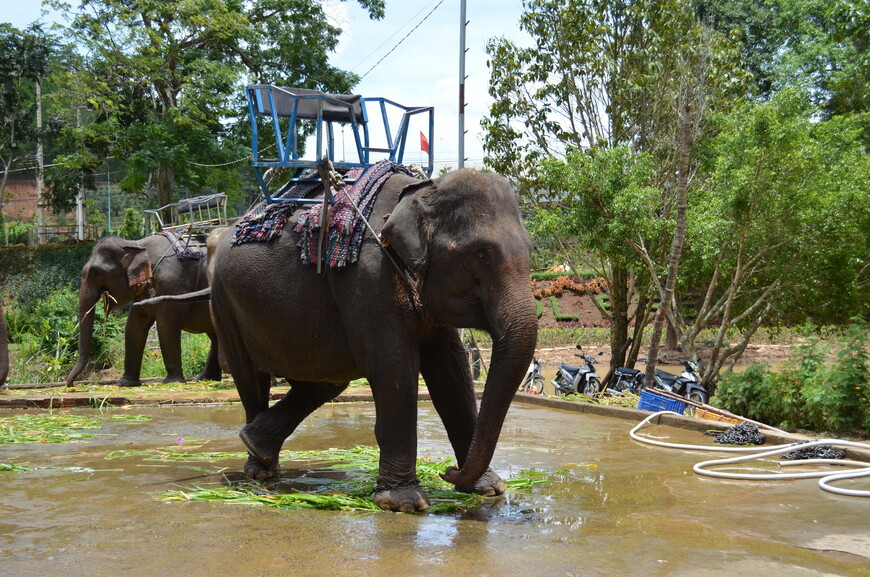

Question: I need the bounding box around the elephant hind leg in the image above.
[241,380,348,479]
[194,333,222,381]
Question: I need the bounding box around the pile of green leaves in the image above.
[713,320,870,436]
[157,446,548,514]
[0,413,102,444]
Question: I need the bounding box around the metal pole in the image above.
[458,0,467,169]
[36,80,46,244]
[76,106,85,240]
[107,170,111,232]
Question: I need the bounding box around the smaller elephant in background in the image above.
[66,234,221,387]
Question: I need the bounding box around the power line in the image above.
[349,0,442,72]
[358,0,446,81]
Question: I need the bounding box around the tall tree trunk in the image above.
[645,101,693,382]
[157,163,174,209]
[608,265,631,371]
[0,300,9,387]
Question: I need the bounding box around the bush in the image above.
[6,286,125,384]
[2,221,31,245]
[713,320,869,437]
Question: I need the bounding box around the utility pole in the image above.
[458,0,467,169]
[36,79,46,244]
[76,106,85,240]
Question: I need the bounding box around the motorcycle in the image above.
[520,358,545,395]
[610,357,707,404]
[552,346,602,396]
[651,358,707,404]
[608,365,645,395]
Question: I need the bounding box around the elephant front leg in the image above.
[420,327,507,497]
[120,311,155,387]
[370,364,431,512]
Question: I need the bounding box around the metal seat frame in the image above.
[246,85,434,204]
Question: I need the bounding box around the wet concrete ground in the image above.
[1,400,868,577]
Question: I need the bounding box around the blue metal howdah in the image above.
[246,85,435,204]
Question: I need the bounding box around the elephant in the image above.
[66,234,222,387]
[205,167,538,512]
[0,300,8,387]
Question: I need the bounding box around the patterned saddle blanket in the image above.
[232,160,422,269]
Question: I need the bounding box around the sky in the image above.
[2,0,531,171]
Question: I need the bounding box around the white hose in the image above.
[630,411,870,497]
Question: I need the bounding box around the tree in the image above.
[0,24,53,216]
[46,0,386,210]
[531,146,663,370]
[483,0,747,374]
[677,89,870,385]
[695,0,870,118]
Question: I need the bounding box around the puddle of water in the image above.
[1,402,867,577]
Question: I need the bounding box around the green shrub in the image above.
[7,287,124,383]
[531,269,596,280]
[2,221,31,245]
[713,320,869,436]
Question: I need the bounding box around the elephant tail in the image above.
[134,287,212,308]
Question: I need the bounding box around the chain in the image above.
[373,477,420,493]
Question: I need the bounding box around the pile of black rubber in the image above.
[713,422,766,445]
[781,442,846,461]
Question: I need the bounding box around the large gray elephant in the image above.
[0,300,8,387]
[207,167,537,512]
[66,234,221,387]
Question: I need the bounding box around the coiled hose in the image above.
[630,411,870,497]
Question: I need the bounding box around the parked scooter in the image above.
[608,365,645,395]
[610,357,707,404]
[552,346,602,396]
[520,358,545,395]
[651,358,707,404]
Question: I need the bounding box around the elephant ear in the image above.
[121,245,153,288]
[381,179,434,273]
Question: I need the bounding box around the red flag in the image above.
[420,131,429,154]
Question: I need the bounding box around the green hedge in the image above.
[549,295,579,322]
[530,269,597,280]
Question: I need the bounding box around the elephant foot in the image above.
[118,376,143,387]
[373,479,430,513]
[243,454,277,480]
[239,423,283,471]
[449,467,507,496]
[162,375,187,384]
[195,370,221,382]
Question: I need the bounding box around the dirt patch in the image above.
[533,288,795,369]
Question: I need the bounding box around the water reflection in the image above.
[1,403,867,577]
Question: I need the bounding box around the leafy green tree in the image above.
[0,23,53,215]
[678,89,870,382]
[695,0,870,118]
[532,147,664,367]
[45,0,385,210]
[484,0,747,373]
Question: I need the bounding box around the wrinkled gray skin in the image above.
[66,235,221,387]
[0,300,8,387]
[209,168,537,512]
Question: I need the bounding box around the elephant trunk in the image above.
[0,302,8,387]
[441,281,537,488]
[66,286,101,386]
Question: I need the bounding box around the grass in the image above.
[0,413,102,444]
[156,445,550,514]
